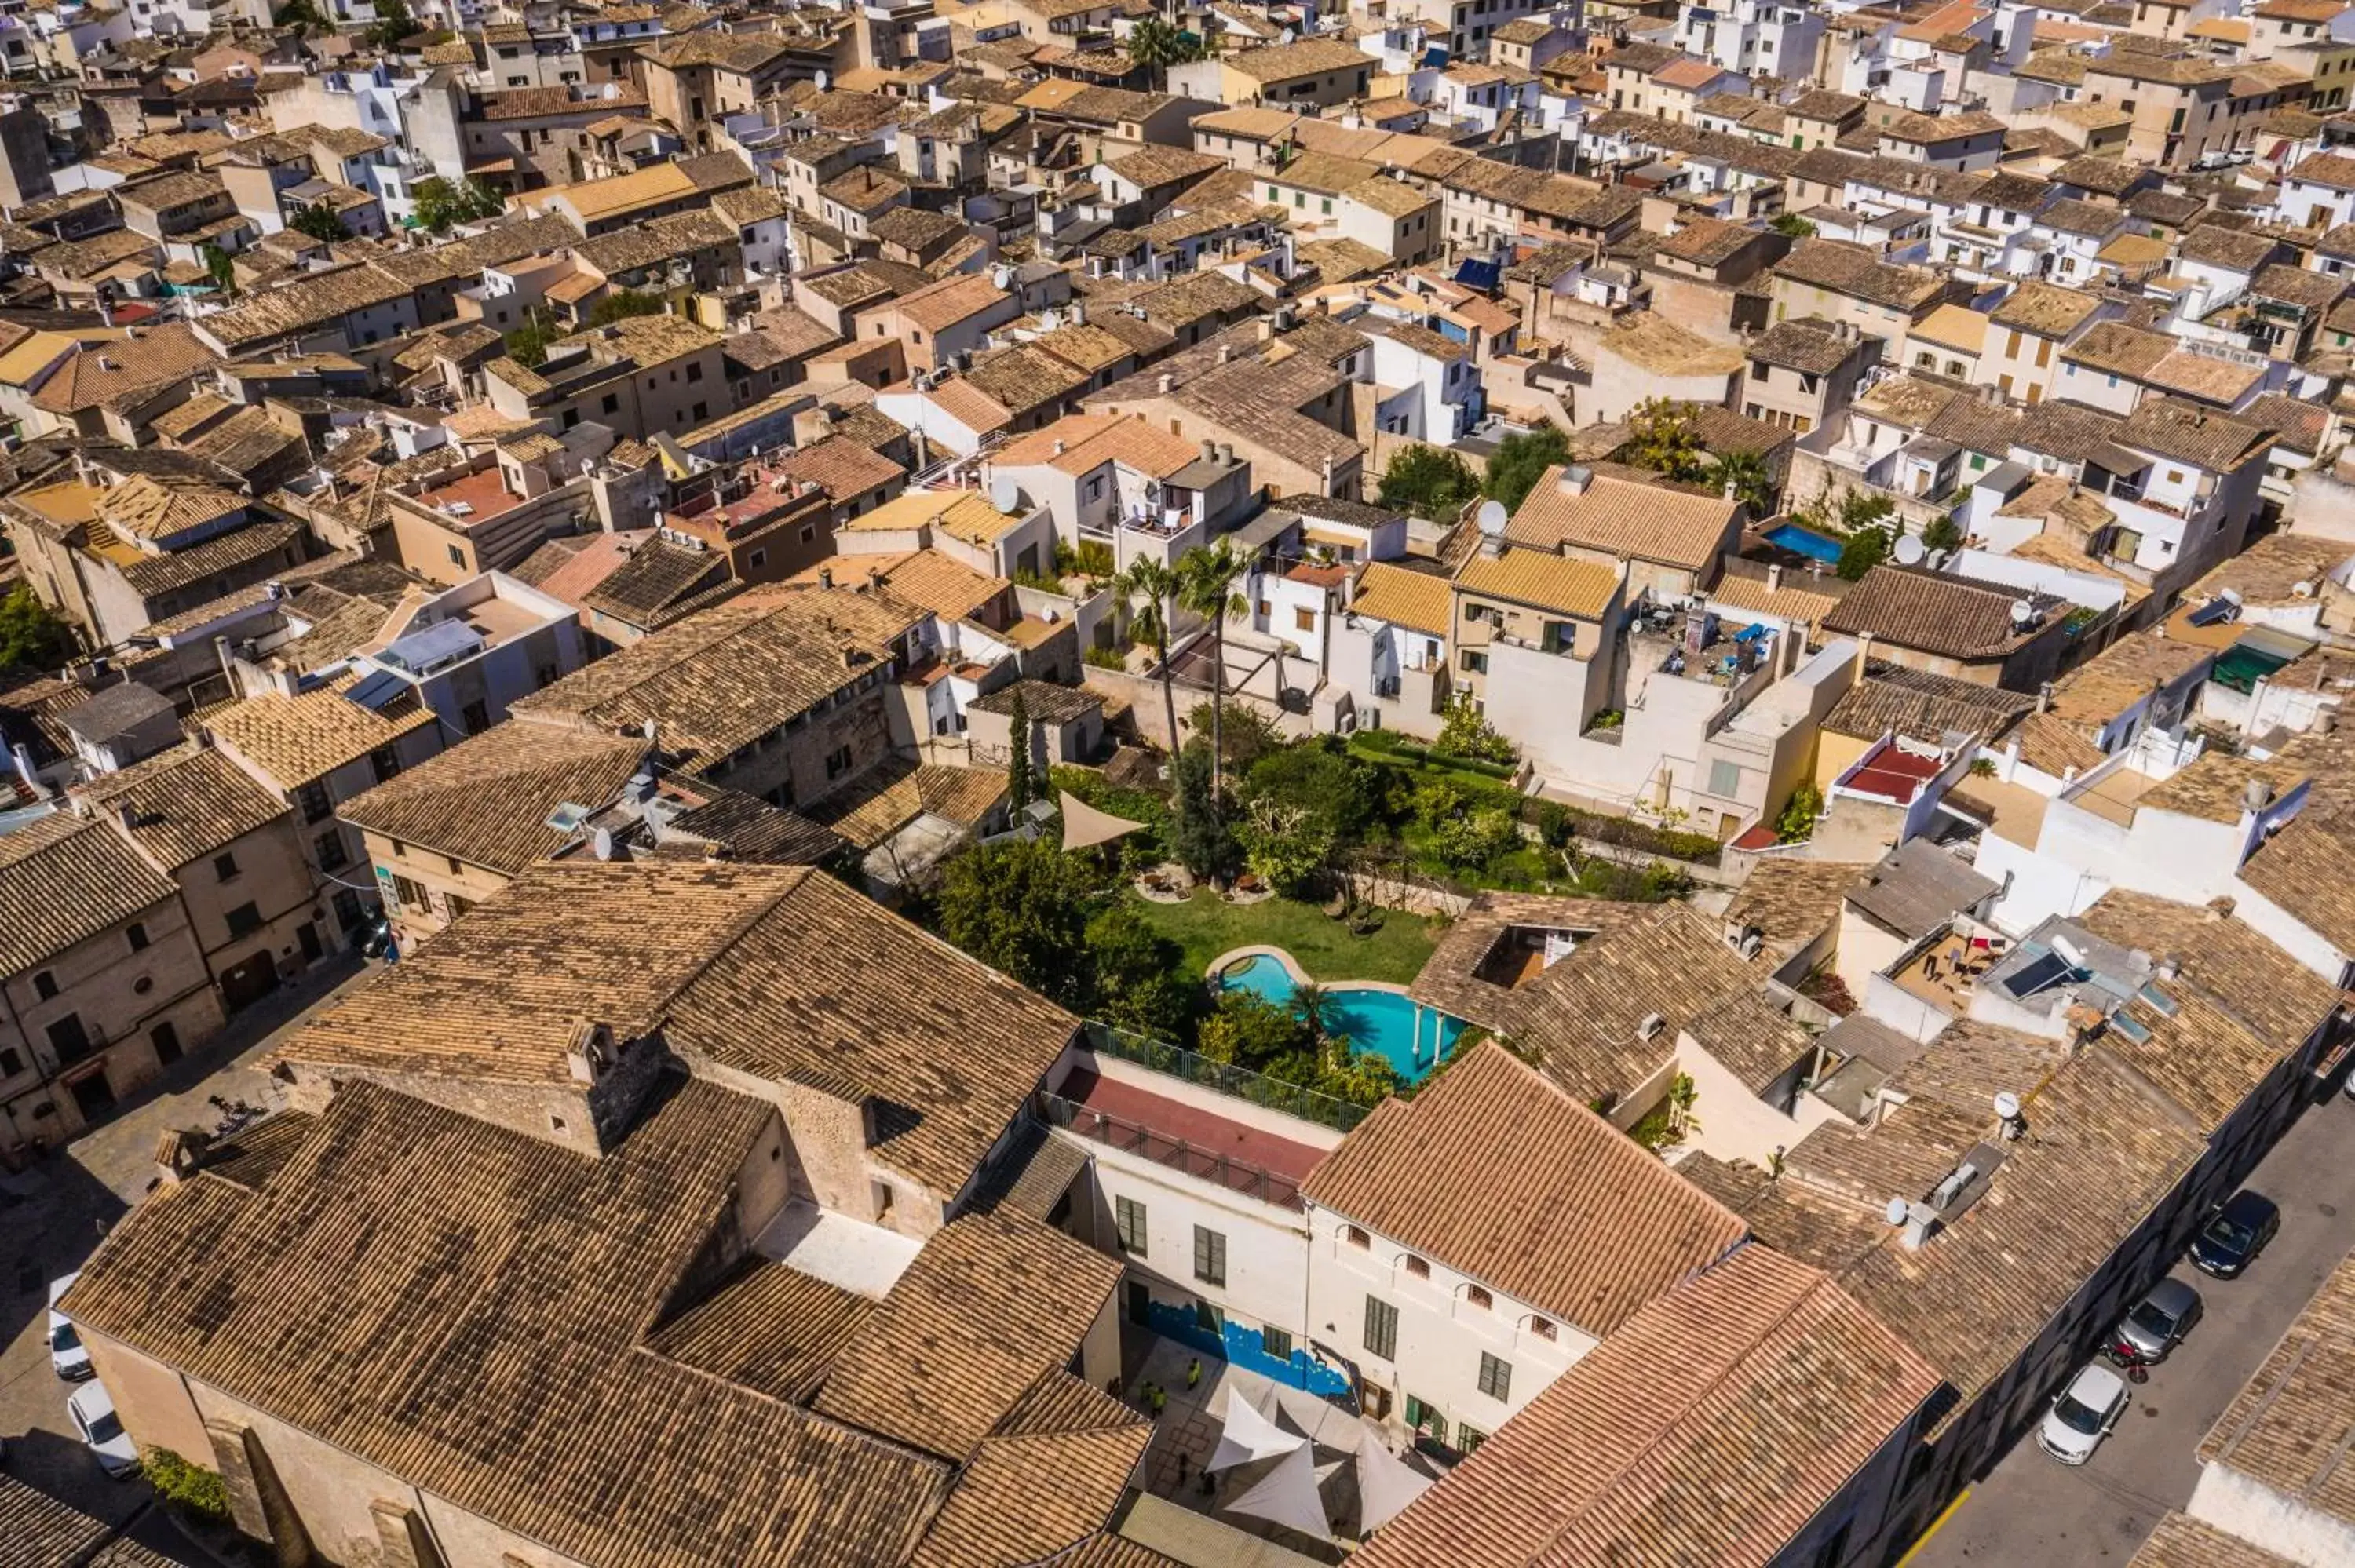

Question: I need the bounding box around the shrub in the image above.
[1535,800,1572,849]
[1433,692,1517,766]
[1082,644,1126,669]
[145,1449,226,1520]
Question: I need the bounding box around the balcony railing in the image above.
[1039,1090,1306,1209]
[1084,1019,1371,1132]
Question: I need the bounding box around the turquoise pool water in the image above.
[1220,953,1467,1082]
[1764,523,1845,563]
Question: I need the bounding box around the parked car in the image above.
[66,1381,138,1479]
[2112,1277,2203,1365]
[46,1274,92,1381]
[2039,1363,2130,1465]
[2190,1190,2280,1278]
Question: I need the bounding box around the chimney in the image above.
[820,566,834,589]
[1053,439,1067,455]
[1557,465,1592,496]
[1766,563,1783,591]
[868,566,886,591]
[2243,775,2273,813]
[1218,344,1236,364]
[115,800,137,833]
[2036,680,2054,713]
[1201,438,1217,462]
[1219,443,1235,465]
[1158,373,1176,393]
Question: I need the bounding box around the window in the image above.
[748,549,767,570]
[1529,1316,1557,1341]
[214,851,240,883]
[1458,1425,1487,1453]
[601,392,619,414]
[1404,1253,1429,1278]
[1193,1225,1227,1287]
[225,902,261,939]
[824,743,854,779]
[1465,1284,1492,1311]
[0,1045,20,1077]
[1115,1195,1148,1254]
[447,543,466,568]
[126,922,148,953]
[686,361,703,382]
[371,747,403,785]
[314,829,349,872]
[295,781,332,824]
[46,1014,90,1064]
[392,873,427,910]
[1294,606,1316,632]
[1261,1324,1293,1362]
[33,970,56,1001]
[461,699,491,735]
[1364,1295,1399,1360]
[1708,758,1743,798]
[1477,1352,1513,1402]
[1345,1224,1370,1249]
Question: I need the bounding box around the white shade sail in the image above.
[1223,1437,1333,1540]
[1355,1439,1436,1534]
[1208,1388,1303,1473]
[1059,789,1144,852]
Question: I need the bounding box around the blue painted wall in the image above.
[1141,1299,1354,1401]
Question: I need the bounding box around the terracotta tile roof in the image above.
[1455,545,1620,620]
[73,742,288,870]
[1349,560,1453,636]
[1225,37,1375,79]
[203,677,439,789]
[1356,1245,1939,1568]
[61,1075,961,1568]
[1989,279,2105,337]
[1725,856,1859,966]
[892,272,1012,334]
[30,323,220,415]
[2127,1513,2295,1568]
[1504,468,1740,574]
[2116,396,2272,472]
[812,1209,1124,1457]
[512,588,919,768]
[97,476,244,542]
[1747,317,1865,374]
[813,758,1009,848]
[2048,633,2212,724]
[992,411,1199,479]
[798,550,1004,624]
[1773,238,1946,312]
[337,724,648,875]
[1824,567,2066,662]
[775,434,905,500]
[0,1473,194,1567]
[2196,1246,2355,1530]
[0,808,179,979]
[1303,1042,1747,1334]
[967,678,1101,726]
[1708,570,1844,626]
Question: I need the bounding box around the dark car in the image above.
[2112,1277,2203,1362]
[2190,1191,2279,1278]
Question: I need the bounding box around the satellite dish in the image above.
[2010,599,2036,624]
[989,477,1022,514]
[1279,25,1296,42]
[1893,533,1926,566]
[1474,498,1508,534]
[1994,1091,2021,1121]
[1885,1195,1910,1226]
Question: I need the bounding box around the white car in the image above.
[67,1380,139,1479]
[2038,1363,2128,1465]
[47,1273,92,1381]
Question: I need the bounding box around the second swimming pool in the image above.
[1219,952,1467,1082]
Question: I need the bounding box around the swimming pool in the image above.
[1763,523,1845,563]
[1219,952,1467,1082]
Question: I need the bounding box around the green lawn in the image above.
[1127,888,1440,985]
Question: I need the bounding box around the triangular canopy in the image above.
[1209,1388,1303,1472]
[1223,1436,1332,1540]
[1059,788,1145,852]
[1355,1438,1436,1534]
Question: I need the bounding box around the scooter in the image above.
[2101,1337,2152,1384]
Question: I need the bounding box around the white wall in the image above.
[2189,1462,2355,1568]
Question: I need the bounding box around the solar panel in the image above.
[339,669,409,712]
[2187,596,2238,628]
[2001,950,2076,1000]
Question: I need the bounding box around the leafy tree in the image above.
[1196,989,1302,1067]
[1838,488,1896,533]
[1317,1049,1404,1108]
[1126,15,1204,86]
[1376,443,1480,521]
[1768,212,1816,239]
[1083,903,1192,1039]
[504,309,557,369]
[1428,806,1518,872]
[1433,691,1517,765]
[1115,556,1181,755]
[1244,737,1382,844]
[1836,523,1893,581]
[1005,687,1032,811]
[369,0,417,49]
[1706,449,1774,514]
[0,586,77,672]
[144,1449,225,1520]
[1922,515,1963,554]
[411,173,501,234]
[1621,397,1706,482]
[1167,742,1240,883]
[1480,423,1571,512]
[1177,538,1251,803]
[273,0,324,27]
[288,199,347,243]
[1776,781,1824,843]
[587,288,666,326]
[933,838,1097,1008]
[200,242,236,298]
[1236,796,1335,897]
[1188,699,1283,775]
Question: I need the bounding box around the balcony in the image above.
[1038,1081,1317,1211]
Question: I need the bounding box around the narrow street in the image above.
[1908,1090,2355,1565]
[0,957,372,1551]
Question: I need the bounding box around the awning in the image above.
[1059,788,1143,853]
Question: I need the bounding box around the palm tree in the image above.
[1176,538,1251,802]
[1116,556,1182,757]
[1706,450,1776,516]
[1127,15,1201,89]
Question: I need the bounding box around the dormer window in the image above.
[1404,1254,1430,1278]
[1345,1224,1371,1249]
[1466,1285,1492,1311]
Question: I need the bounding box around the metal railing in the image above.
[1083,1020,1371,1133]
[1039,1091,1306,1209]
